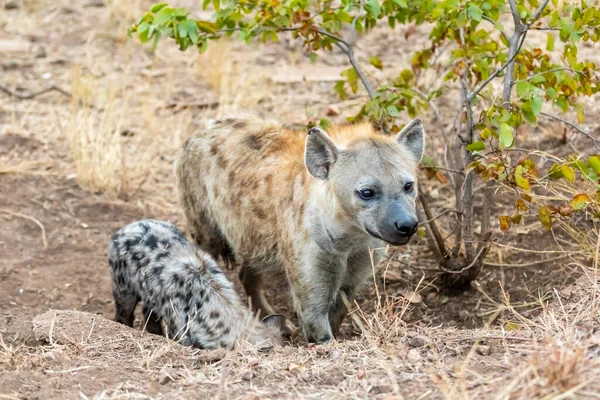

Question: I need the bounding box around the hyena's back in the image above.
[176,115,306,264]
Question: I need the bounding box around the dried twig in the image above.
[0,209,47,248]
[540,112,600,151]
[0,84,71,100]
[419,195,446,258]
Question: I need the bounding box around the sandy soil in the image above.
[1,0,600,399]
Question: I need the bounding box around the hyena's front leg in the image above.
[294,248,345,344]
[329,249,381,336]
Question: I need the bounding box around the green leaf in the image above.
[467,4,483,22]
[370,56,383,70]
[499,123,514,149]
[366,0,381,18]
[466,141,485,152]
[154,7,174,25]
[516,81,530,98]
[196,20,217,34]
[386,105,401,117]
[151,3,168,13]
[394,0,408,6]
[561,164,575,183]
[548,163,564,179]
[570,194,591,210]
[480,128,491,140]
[546,33,555,51]
[515,165,530,191]
[341,68,359,94]
[588,156,600,175]
[531,96,543,116]
[538,206,553,230]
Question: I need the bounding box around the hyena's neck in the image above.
[305,181,369,254]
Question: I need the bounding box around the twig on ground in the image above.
[0,84,71,100]
[0,209,47,248]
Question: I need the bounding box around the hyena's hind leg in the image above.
[239,264,297,337]
[112,286,139,327]
[142,304,163,336]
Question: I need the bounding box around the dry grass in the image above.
[2,1,600,399]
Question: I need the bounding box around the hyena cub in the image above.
[108,219,285,350]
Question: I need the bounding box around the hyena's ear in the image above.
[305,127,338,180]
[262,314,287,331]
[396,119,425,164]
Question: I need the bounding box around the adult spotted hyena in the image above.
[176,114,425,344]
[109,219,285,350]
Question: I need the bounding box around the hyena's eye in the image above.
[358,188,376,200]
[404,182,414,192]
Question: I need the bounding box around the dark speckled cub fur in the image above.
[108,219,285,349]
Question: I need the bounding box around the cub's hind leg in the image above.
[142,304,163,335]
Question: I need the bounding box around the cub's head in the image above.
[305,120,425,246]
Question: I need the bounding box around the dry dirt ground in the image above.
[1,1,600,399]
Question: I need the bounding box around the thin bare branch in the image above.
[0,84,71,100]
[460,75,475,260]
[540,112,600,151]
[419,209,462,226]
[531,0,551,20]
[482,15,509,42]
[418,195,447,258]
[512,68,582,85]
[468,48,522,102]
[507,0,522,29]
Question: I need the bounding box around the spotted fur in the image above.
[108,219,285,350]
[176,113,425,343]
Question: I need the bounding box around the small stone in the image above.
[330,349,343,360]
[326,105,341,116]
[371,385,393,394]
[403,291,422,304]
[158,371,173,385]
[409,336,427,348]
[356,369,366,379]
[407,348,422,362]
[477,345,491,356]
[242,369,254,381]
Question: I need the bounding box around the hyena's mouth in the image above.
[365,227,411,246]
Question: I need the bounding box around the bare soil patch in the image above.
[1,0,600,399]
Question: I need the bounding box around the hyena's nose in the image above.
[395,220,418,237]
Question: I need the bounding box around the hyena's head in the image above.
[305,120,425,246]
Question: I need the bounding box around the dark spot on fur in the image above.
[253,206,266,219]
[156,252,169,261]
[210,143,219,156]
[244,133,262,151]
[144,234,158,250]
[215,321,224,330]
[209,310,220,319]
[216,153,227,169]
[152,265,164,276]
[228,171,235,184]
[222,327,231,335]
[139,222,150,234]
[123,238,137,252]
[183,138,192,150]
[219,340,229,348]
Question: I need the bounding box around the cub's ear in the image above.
[305,127,338,180]
[262,314,287,331]
[396,119,425,164]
